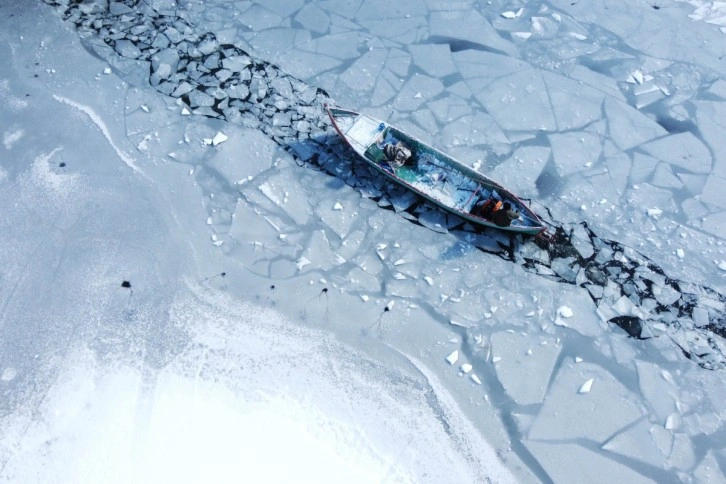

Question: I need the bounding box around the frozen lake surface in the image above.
[2,0,726,482]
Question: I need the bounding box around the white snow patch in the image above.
[1,367,17,381]
[0,79,29,111]
[3,128,24,149]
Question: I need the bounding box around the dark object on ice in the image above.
[121,280,131,288]
[327,106,546,236]
[609,316,645,339]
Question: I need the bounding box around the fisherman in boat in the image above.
[474,196,502,219]
[493,201,520,227]
[383,141,412,169]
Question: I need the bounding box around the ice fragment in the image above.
[647,208,662,218]
[578,378,594,394]
[296,257,311,271]
[446,350,459,365]
[470,374,482,385]
[460,363,472,374]
[665,413,678,430]
[212,132,228,146]
[333,202,343,210]
[557,306,573,318]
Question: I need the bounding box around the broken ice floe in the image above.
[42,0,726,375]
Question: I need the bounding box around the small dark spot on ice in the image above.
[33,74,38,78]
[220,272,226,277]
[383,306,389,312]
[270,285,275,290]
[322,287,328,293]
[121,280,131,288]
[59,162,66,167]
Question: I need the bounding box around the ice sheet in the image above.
[5,0,726,482]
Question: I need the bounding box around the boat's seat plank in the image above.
[346,116,381,151]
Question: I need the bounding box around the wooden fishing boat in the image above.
[327,106,547,236]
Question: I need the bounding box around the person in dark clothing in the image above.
[474,197,502,219]
[383,141,412,169]
[493,201,519,227]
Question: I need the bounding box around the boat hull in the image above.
[327,106,546,236]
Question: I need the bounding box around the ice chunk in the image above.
[460,363,472,374]
[525,441,656,484]
[557,306,573,318]
[472,65,556,132]
[489,145,550,199]
[578,378,593,394]
[393,74,444,112]
[211,132,228,146]
[641,132,711,174]
[490,332,560,405]
[295,3,330,34]
[604,97,667,150]
[548,131,602,177]
[446,350,459,365]
[700,174,726,210]
[693,451,724,483]
[114,39,141,59]
[296,257,311,271]
[529,363,643,441]
[602,420,671,468]
[151,48,180,79]
[501,11,517,19]
[664,413,679,430]
[408,44,457,78]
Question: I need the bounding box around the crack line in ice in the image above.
[52,94,146,177]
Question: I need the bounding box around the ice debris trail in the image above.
[42,0,726,369]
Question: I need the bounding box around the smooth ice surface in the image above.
[3,0,726,482]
